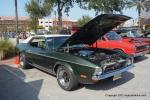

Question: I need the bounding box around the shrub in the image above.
[0,40,17,60]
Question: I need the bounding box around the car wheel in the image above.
[19,53,30,69]
[56,65,78,91]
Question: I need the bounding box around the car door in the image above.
[36,37,55,71]
[25,37,51,71]
[25,37,43,64]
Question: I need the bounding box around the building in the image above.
[38,18,53,31]
[38,18,77,31]
[0,16,29,32]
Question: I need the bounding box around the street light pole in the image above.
[14,0,19,44]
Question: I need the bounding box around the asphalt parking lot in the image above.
[0,55,150,100]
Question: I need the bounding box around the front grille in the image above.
[136,45,147,51]
[103,61,126,73]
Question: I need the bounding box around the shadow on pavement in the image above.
[134,56,148,64]
[0,64,43,100]
[83,72,134,91]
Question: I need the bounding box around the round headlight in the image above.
[94,67,102,75]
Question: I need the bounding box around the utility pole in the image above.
[15,0,19,44]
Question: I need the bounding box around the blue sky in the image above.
[0,0,137,20]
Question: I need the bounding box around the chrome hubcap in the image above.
[58,70,70,88]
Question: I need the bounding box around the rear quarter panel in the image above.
[16,43,30,52]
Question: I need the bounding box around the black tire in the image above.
[19,53,30,69]
[56,65,78,91]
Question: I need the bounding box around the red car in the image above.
[115,29,150,49]
[91,31,149,57]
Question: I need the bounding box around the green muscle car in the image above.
[17,14,133,91]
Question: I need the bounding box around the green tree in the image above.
[49,26,62,34]
[25,0,52,33]
[37,25,44,29]
[127,0,150,31]
[44,0,81,28]
[78,0,127,14]
[77,15,92,27]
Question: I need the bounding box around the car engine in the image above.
[71,49,127,73]
[77,50,122,64]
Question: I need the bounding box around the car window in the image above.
[119,32,128,37]
[126,31,135,37]
[117,30,142,38]
[46,36,69,50]
[30,37,46,48]
[117,30,133,37]
[54,37,69,49]
[131,30,142,37]
[106,31,122,40]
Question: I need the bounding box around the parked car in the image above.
[144,30,150,37]
[17,14,133,91]
[91,31,149,58]
[115,29,150,49]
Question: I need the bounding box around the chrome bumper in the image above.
[133,50,149,57]
[92,64,134,81]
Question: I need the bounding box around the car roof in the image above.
[21,34,71,43]
[37,34,71,38]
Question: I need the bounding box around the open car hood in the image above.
[61,14,131,47]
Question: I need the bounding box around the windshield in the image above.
[106,31,122,40]
[46,36,69,50]
[129,30,142,37]
[120,30,142,37]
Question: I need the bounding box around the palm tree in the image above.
[127,0,150,31]
[14,0,19,44]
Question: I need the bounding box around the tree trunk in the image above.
[32,17,38,34]
[57,1,63,29]
[15,0,19,44]
[58,9,62,27]
[138,9,142,33]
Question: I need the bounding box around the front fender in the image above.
[54,61,96,84]
[54,62,74,74]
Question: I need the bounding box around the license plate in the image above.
[113,73,122,81]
